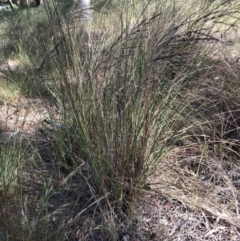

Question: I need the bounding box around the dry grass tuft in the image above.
[1,0,240,240]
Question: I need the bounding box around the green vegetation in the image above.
[0,0,240,240]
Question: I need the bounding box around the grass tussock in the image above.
[0,0,240,240]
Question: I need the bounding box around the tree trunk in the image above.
[8,0,14,9]
[36,0,43,5]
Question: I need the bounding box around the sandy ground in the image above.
[0,96,52,142]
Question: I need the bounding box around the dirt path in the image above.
[0,96,52,142]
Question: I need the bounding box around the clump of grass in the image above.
[46,0,240,213]
[1,0,240,240]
